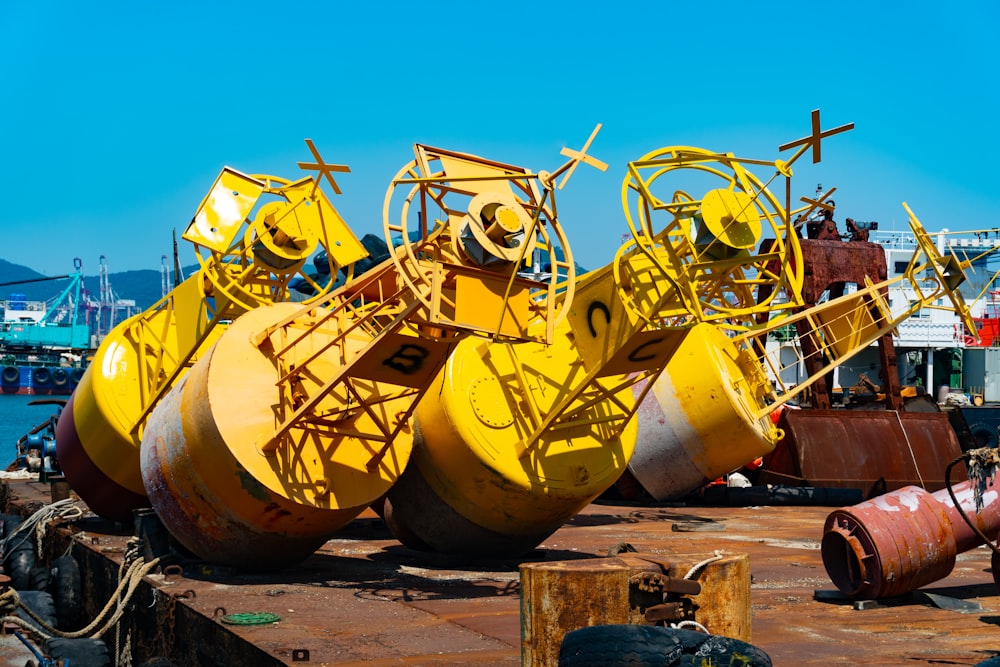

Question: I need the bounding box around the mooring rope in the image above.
[1,497,82,556]
[3,556,161,640]
[683,550,724,580]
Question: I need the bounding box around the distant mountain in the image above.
[2,250,591,314]
[0,258,197,311]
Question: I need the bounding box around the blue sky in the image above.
[2,1,998,280]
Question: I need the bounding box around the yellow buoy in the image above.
[141,302,417,569]
[57,162,361,522]
[56,309,227,521]
[627,322,779,501]
[384,318,637,556]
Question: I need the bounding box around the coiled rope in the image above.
[0,556,161,640]
[1,497,82,556]
[1,500,160,642]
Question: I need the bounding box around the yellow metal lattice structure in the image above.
[59,141,371,520]
[382,143,589,345]
[131,160,369,431]
[507,114,859,455]
[743,203,992,418]
[245,133,603,480]
[619,147,804,330]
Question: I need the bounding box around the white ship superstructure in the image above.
[765,230,1000,399]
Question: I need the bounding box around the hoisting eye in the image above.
[691,189,763,261]
[251,201,313,272]
[479,202,524,242]
[458,192,533,267]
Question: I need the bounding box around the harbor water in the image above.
[0,394,63,463]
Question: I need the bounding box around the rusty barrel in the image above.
[822,476,1000,599]
[993,534,1000,594]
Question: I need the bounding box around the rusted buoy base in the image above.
[520,552,750,667]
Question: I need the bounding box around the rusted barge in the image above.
[2,476,999,667]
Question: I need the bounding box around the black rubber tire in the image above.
[33,367,51,386]
[42,637,111,667]
[3,514,37,590]
[49,554,83,630]
[51,368,69,387]
[6,549,37,591]
[27,564,51,591]
[1,513,23,543]
[15,590,57,629]
[1,365,19,384]
[558,624,772,667]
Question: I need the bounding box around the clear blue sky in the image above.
[2,1,997,280]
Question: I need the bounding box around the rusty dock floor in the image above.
[4,476,1000,667]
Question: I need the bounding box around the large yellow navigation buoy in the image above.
[625,205,986,502]
[384,312,637,556]
[138,138,593,568]
[627,322,779,501]
[381,137,821,556]
[141,301,424,567]
[56,159,366,522]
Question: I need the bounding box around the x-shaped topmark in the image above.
[779,109,855,164]
[297,138,350,195]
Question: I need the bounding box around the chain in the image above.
[629,571,669,594]
[165,592,176,655]
[144,588,176,660]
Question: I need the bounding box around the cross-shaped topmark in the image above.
[555,123,609,190]
[800,186,837,213]
[297,139,351,195]
[778,110,855,164]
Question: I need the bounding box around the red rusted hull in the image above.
[761,409,963,497]
[54,390,149,522]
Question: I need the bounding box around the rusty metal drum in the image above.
[822,486,958,599]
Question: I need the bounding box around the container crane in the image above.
[91,255,137,338]
[56,142,367,521]
[138,137,593,569]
